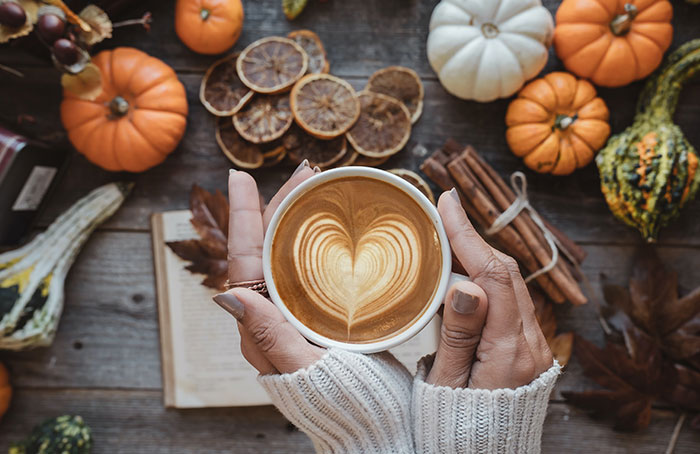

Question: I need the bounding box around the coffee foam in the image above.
[271,176,442,343]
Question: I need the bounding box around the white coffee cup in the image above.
[263,166,466,353]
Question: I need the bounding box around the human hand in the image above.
[426,188,553,390]
[213,161,324,375]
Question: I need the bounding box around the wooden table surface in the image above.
[1,0,700,452]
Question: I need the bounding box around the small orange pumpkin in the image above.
[61,48,188,172]
[553,0,673,87]
[175,0,244,55]
[0,362,11,420]
[505,72,611,175]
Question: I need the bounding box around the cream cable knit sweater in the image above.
[258,349,561,454]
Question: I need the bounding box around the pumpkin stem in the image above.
[610,3,638,36]
[555,114,576,130]
[200,8,211,21]
[109,96,130,117]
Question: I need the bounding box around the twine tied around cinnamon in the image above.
[485,171,577,284]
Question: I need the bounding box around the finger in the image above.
[214,289,324,373]
[262,160,315,231]
[228,171,264,282]
[492,249,552,373]
[438,189,521,336]
[427,281,488,388]
[238,322,278,375]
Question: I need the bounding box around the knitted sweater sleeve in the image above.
[258,348,415,454]
[412,354,561,454]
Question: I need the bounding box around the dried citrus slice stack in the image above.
[216,117,265,169]
[237,37,308,94]
[367,66,424,124]
[346,91,412,158]
[288,30,329,74]
[233,94,293,143]
[200,53,254,116]
[283,126,348,168]
[290,74,360,139]
[389,168,435,204]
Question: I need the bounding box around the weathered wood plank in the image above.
[2,231,698,398]
[0,389,697,453]
[2,69,699,244]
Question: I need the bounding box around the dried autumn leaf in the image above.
[0,0,39,44]
[283,0,308,20]
[603,247,700,367]
[61,63,102,100]
[79,4,112,45]
[532,286,574,366]
[562,330,677,431]
[167,185,229,290]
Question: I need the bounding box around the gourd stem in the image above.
[610,3,638,36]
[109,96,130,117]
[200,8,210,20]
[555,114,576,130]
[648,50,700,119]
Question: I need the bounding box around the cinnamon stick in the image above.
[460,149,587,305]
[447,158,567,303]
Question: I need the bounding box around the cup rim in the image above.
[262,166,452,353]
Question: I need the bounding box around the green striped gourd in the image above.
[0,183,131,350]
[10,415,92,454]
[596,40,700,241]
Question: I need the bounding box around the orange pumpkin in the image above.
[175,0,244,55]
[0,362,11,420]
[553,0,673,87]
[505,72,611,175]
[61,48,188,172]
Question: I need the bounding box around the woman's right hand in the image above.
[426,188,554,390]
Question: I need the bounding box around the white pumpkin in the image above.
[427,0,554,102]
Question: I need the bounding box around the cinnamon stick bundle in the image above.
[421,141,587,305]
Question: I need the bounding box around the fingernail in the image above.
[313,166,322,174]
[452,290,478,314]
[449,187,460,203]
[213,293,245,321]
[229,169,237,175]
[292,159,310,177]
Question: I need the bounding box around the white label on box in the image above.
[12,166,57,211]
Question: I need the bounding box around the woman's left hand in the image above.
[213,162,324,375]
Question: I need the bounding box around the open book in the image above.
[152,210,440,408]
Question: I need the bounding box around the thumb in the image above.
[427,281,488,388]
[214,288,324,374]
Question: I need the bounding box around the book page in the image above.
[155,210,270,408]
[153,210,440,408]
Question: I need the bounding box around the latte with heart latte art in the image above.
[270,176,442,343]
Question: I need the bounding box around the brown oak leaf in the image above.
[167,185,229,290]
[562,329,677,431]
[602,247,700,368]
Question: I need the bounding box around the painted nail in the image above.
[292,159,310,177]
[229,169,237,175]
[213,293,245,321]
[313,166,322,174]
[452,290,479,314]
[449,187,460,203]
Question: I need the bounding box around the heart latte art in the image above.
[271,177,442,343]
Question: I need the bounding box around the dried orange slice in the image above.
[233,94,293,144]
[288,30,329,74]
[290,73,360,139]
[237,37,308,94]
[335,148,358,167]
[354,153,390,167]
[200,53,254,116]
[216,117,265,169]
[367,66,424,124]
[283,126,347,168]
[262,148,287,167]
[389,168,435,204]
[346,91,411,158]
